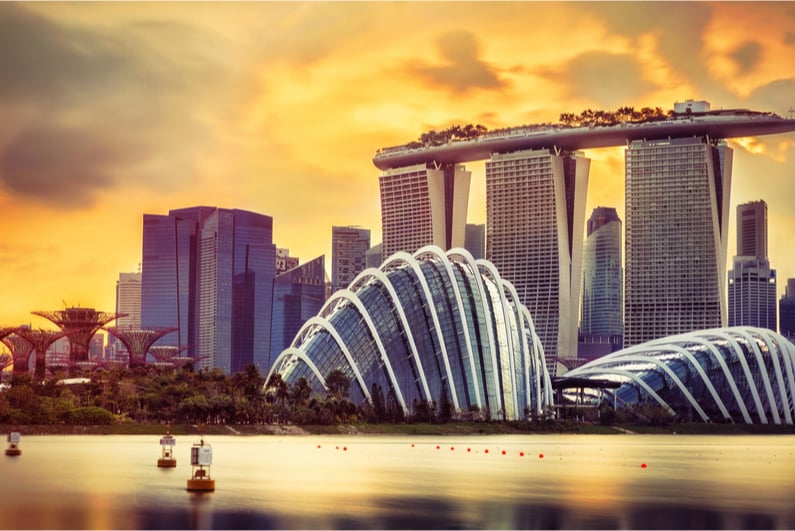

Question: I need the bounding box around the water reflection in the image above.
[1,434,794,529]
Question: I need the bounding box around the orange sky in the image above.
[1,2,794,329]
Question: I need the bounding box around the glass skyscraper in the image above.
[624,137,732,347]
[270,255,326,368]
[580,207,623,346]
[141,206,276,374]
[486,148,590,374]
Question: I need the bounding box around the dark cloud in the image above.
[0,122,135,208]
[786,31,795,46]
[747,78,795,115]
[731,42,761,75]
[544,51,655,109]
[406,30,506,93]
[0,4,229,208]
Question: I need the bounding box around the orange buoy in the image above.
[5,432,21,457]
[186,425,215,492]
[157,424,177,468]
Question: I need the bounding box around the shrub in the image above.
[66,406,115,425]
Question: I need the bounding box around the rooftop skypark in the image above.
[373,102,795,170]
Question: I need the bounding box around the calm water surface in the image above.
[1,433,794,529]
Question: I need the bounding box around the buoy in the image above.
[501,450,506,455]
[157,424,177,468]
[484,449,489,454]
[520,451,525,457]
[641,463,647,469]
[5,431,21,457]
[186,425,215,492]
[539,453,544,459]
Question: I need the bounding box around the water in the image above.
[2,433,795,529]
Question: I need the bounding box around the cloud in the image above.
[786,31,795,46]
[747,78,795,114]
[542,51,656,109]
[731,42,762,75]
[406,30,506,93]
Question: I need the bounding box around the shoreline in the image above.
[4,421,795,437]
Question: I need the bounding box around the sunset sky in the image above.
[1,2,794,329]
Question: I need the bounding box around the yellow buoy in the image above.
[186,425,215,491]
[157,424,177,468]
[5,432,21,457]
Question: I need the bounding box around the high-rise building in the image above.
[379,163,471,258]
[728,200,776,330]
[270,256,327,364]
[486,148,590,374]
[464,223,485,259]
[779,279,795,339]
[579,207,623,354]
[141,206,276,374]
[365,243,383,269]
[109,271,142,359]
[276,248,299,275]
[331,226,370,293]
[624,137,732,346]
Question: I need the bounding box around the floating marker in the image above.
[436,445,440,450]
[5,431,21,457]
[157,424,177,468]
[520,451,525,457]
[450,447,455,451]
[186,424,215,492]
[641,463,647,469]
[467,448,471,452]
[484,449,489,454]
[343,447,347,451]
[501,450,506,455]
[539,453,544,459]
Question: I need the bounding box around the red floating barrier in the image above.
[539,453,544,459]
[450,447,455,451]
[484,449,489,454]
[501,450,506,455]
[641,463,647,468]
[436,445,440,450]
[467,448,471,452]
[520,451,525,457]
[343,447,347,451]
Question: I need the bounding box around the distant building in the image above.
[109,271,142,359]
[624,137,732,346]
[464,223,485,259]
[276,248,299,275]
[728,200,776,331]
[270,256,327,368]
[365,243,383,269]
[579,207,623,357]
[379,163,471,257]
[141,206,276,374]
[486,148,590,374]
[780,279,795,339]
[331,226,370,293]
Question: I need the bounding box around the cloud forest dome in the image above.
[563,327,795,425]
[268,246,554,421]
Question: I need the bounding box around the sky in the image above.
[1,1,794,329]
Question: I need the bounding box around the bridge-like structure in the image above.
[373,110,795,170]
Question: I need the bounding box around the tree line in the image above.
[0,364,463,426]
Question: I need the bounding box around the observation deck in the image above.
[373,110,795,171]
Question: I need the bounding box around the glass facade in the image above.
[269,246,553,420]
[563,327,795,424]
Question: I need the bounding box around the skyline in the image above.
[1,2,795,328]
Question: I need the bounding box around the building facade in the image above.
[331,226,371,294]
[464,223,485,259]
[624,137,732,347]
[141,206,276,374]
[728,200,776,330]
[269,246,554,421]
[485,148,590,374]
[379,163,471,258]
[779,279,795,338]
[270,255,327,369]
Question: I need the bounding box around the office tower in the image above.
[141,206,276,374]
[486,148,590,374]
[116,272,142,328]
[276,248,299,275]
[270,256,327,364]
[365,243,383,269]
[379,163,471,257]
[780,279,795,338]
[579,207,623,357]
[728,200,776,330]
[465,223,485,259]
[624,137,732,347]
[331,226,371,293]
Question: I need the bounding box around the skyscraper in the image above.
[116,272,142,329]
[779,279,795,338]
[276,248,299,275]
[270,256,327,363]
[141,206,276,374]
[486,148,590,373]
[331,226,370,293]
[728,200,776,330]
[365,243,383,269]
[379,163,471,258]
[624,137,732,346]
[464,223,485,259]
[580,207,623,348]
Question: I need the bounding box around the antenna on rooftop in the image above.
[789,107,795,119]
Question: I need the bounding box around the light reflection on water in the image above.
[1,434,794,529]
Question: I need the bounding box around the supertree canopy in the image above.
[105,327,178,368]
[32,308,125,364]
[13,328,66,378]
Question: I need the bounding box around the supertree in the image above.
[13,329,66,379]
[1,331,34,375]
[32,308,126,364]
[104,327,178,368]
